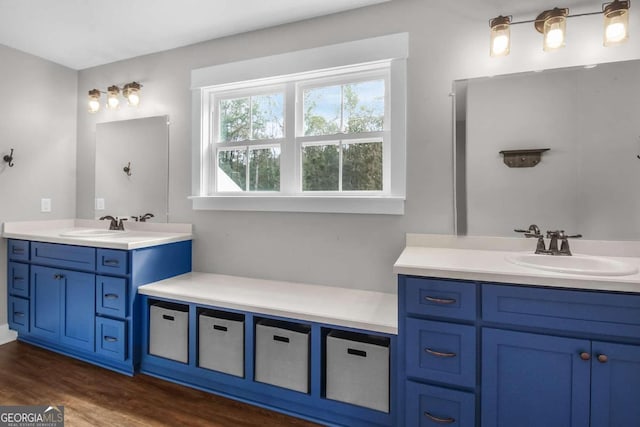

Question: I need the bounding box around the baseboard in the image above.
[0,324,18,345]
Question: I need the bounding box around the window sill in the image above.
[189,195,405,215]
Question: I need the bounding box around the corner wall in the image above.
[0,43,78,327]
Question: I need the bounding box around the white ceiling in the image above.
[0,0,388,70]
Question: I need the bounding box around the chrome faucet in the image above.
[515,225,582,255]
[99,215,127,231]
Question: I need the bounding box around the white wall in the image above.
[75,0,640,293]
[0,44,77,325]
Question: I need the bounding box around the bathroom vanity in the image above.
[4,219,192,374]
[395,234,640,427]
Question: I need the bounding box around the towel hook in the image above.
[3,148,14,167]
[123,161,131,176]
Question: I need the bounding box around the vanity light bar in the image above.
[87,81,143,113]
[489,0,630,57]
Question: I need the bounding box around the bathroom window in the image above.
[191,33,408,214]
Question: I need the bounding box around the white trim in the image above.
[190,195,404,215]
[191,33,408,89]
[0,324,17,346]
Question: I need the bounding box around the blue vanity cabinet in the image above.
[6,238,192,375]
[399,275,640,427]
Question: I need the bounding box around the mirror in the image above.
[455,59,640,240]
[94,116,169,222]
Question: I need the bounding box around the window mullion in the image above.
[338,140,343,192]
[281,82,297,194]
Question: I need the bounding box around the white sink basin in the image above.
[505,253,638,276]
[59,229,128,238]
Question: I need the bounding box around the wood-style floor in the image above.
[0,341,322,427]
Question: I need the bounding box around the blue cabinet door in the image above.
[482,328,591,427]
[30,266,62,341]
[591,341,640,427]
[60,270,95,352]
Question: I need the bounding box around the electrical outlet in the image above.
[41,198,51,213]
[95,198,105,210]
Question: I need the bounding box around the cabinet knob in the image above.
[424,411,455,424]
[597,354,608,363]
[579,352,591,361]
[53,274,65,280]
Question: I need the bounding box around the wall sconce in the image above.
[489,0,630,57]
[87,81,143,113]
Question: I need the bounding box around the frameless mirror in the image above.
[94,116,169,222]
[455,59,640,240]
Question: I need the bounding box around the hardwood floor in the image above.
[0,341,322,427]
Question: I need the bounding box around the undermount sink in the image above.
[505,253,639,276]
[59,229,127,238]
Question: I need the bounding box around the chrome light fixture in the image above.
[489,1,630,57]
[88,89,101,113]
[490,16,512,57]
[604,0,630,45]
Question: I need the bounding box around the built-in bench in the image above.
[137,272,398,427]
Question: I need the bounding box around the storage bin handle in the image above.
[213,325,228,332]
[104,336,118,343]
[347,348,367,357]
[104,293,119,300]
[424,411,455,424]
[273,335,290,343]
[162,315,175,321]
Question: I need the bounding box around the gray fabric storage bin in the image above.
[149,302,189,363]
[326,330,390,412]
[198,310,244,377]
[255,320,310,393]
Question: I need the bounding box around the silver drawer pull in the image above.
[12,248,25,254]
[104,336,118,343]
[14,312,25,317]
[424,296,456,305]
[424,411,455,424]
[103,259,119,266]
[13,276,25,281]
[425,348,457,358]
[104,293,119,300]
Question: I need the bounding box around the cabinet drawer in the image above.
[8,296,29,334]
[8,262,29,298]
[96,249,128,275]
[8,240,29,261]
[405,381,475,427]
[404,277,477,321]
[95,317,127,361]
[31,242,96,271]
[96,276,127,318]
[405,318,476,388]
[483,284,640,339]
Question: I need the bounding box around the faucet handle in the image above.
[515,224,541,236]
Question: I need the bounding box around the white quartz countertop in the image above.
[138,272,398,335]
[2,219,192,250]
[395,235,640,293]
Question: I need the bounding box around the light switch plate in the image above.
[95,198,105,210]
[41,198,51,212]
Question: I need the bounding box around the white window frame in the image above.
[191,33,408,214]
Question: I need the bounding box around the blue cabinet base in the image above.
[139,295,397,427]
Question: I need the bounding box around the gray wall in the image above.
[0,44,77,324]
[76,0,640,294]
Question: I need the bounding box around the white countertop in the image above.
[394,234,640,293]
[2,219,192,250]
[138,272,398,335]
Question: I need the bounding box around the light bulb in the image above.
[127,92,140,106]
[88,89,101,113]
[489,16,511,57]
[603,1,629,46]
[123,82,141,107]
[542,12,567,52]
[106,85,120,109]
[545,27,564,49]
